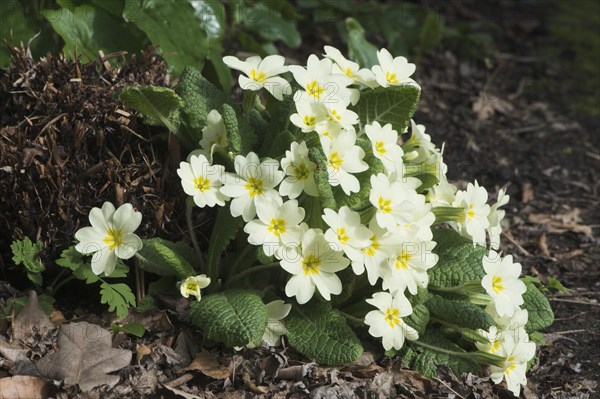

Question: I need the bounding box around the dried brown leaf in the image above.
[11,291,54,343]
[179,350,231,380]
[35,322,132,392]
[528,209,593,236]
[0,375,52,399]
[120,309,173,333]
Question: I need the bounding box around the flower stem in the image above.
[340,311,364,326]
[410,340,505,367]
[186,197,205,272]
[50,275,76,295]
[225,262,280,288]
[432,206,466,223]
[242,90,257,121]
[227,244,255,280]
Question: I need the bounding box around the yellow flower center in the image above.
[385,71,399,85]
[467,204,476,220]
[245,176,264,198]
[344,67,354,78]
[194,176,211,192]
[268,218,287,237]
[293,163,309,180]
[302,254,321,276]
[363,236,380,257]
[103,228,123,251]
[328,152,343,170]
[378,196,392,213]
[384,307,401,328]
[306,80,325,100]
[185,281,199,293]
[336,228,349,245]
[505,356,517,374]
[375,141,386,155]
[492,275,504,294]
[491,339,501,353]
[330,109,342,121]
[249,69,266,83]
[303,115,317,127]
[395,251,412,269]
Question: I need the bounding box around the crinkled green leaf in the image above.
[334,138,384,211]
[42,4,145,61]
[401,331,479,378]
[354,85,421,134]
[115,86,183,132]
[522,281,554,333]
[100,282,136,318]
[175,66,228,143]
[267,130,295,159]
[189,289,267,347]
[404,304,430,335]
[308,147,336,210]
[221,103,256,154]
[426,294,494,331]
[285,301,363,365]
[56,246,86,271]
[206,204,245,280]
[345,18,379,68]
[428,229,487,288]
[237,3,301,47]
[136,238,196,279]
[123,0,209,75]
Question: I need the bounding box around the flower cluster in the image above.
[169,45,532,395]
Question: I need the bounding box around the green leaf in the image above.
[308,147,336,211]
[136,238,196,279]
[428,229,487,288]
[334,138,384,210]
[123,0,210,75]
[112,322,145,337]
[237,3,301,48]
[426,294,494,331]
[267,130,295,159]
[115,86,183,132]
[206,205,245,281]
[354,85,421,134]
[221,103,256,154]
[100,282,136,318]
[404,304,430,335]
[189,289,267,347]
[0,0,35,67]
[418,12,444,54]
[522,281,554,333]
[401,331,479,378]
[42,4,145,61]
[175,66,228,143]
[285,301,363,365]
[345,18,379,68]
[11,237,45,285]
[56,246,86,271]
[2,294,55,317]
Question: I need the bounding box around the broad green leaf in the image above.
[189,289,267,347]
[345,18,379,68]
[206,204,245,281]
[100,282,136,318]
[0,0,35,67]
[334,138,384,211]
[42,4,145,62]
[123,0,209,75]
[115,86,183,132]
[404,304,430,335]
[237,3,301,48]
[401,331,479,378]
[112,322,145,337]
[354,85,421,134]
[221,103,256,154]
[308,147,336,210]
[426,294,494,331]
[428,229,487,288]
[418,12,444,54]
[522,281,554,333]
[136,238,196,279]
[285,301,363,365]
[267,130,295,159]
[175,66,228,143]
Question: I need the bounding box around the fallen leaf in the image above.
[539,234,552,258]
[178,350,230,380]
[528,208,593,236]
[0,337,39,377]
[0,375,52,399]
[119,308,173,333]
[35,322,132,392]
[11,291,54,343]
[522,182,534,203]
[556,249,584,260]
[472,94,514,121]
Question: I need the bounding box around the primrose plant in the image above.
[60,44,554,395]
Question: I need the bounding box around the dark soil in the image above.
[0,1,599,398]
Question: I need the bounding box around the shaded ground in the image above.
[0,1,599,398]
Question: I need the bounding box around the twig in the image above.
[435,377,466,399]
[549,298,600,307]
[164,373,193,388]
[501,231,531,256]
